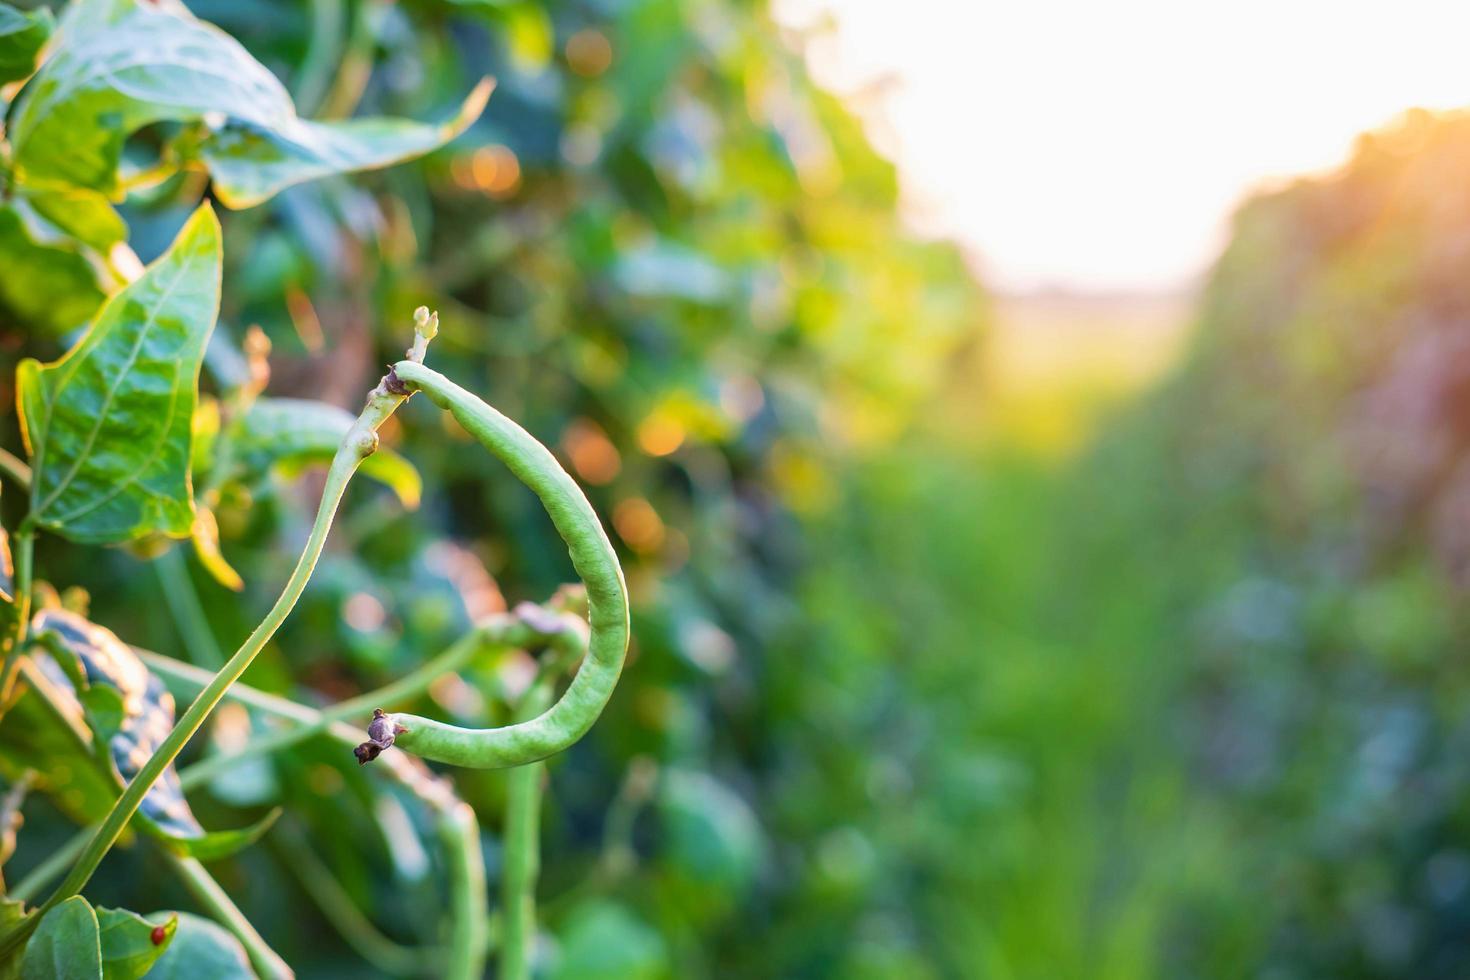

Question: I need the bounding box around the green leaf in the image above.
[20,896,101,980]
[0,187,125,334]
[97,908,175,980]
[9,610,281,860]
[0,899,23,980]
[8,0,488,206]
[150,807,281,862]
[198,78,493,209]
[0,205,111,335]
[28,610,203,838]
[136,912,253,980]
[0,658,118,826]
[232,398,422,507]
[0,3,53,87]
[78,684,126,744]
[23,188,127,254]
[189,507,243,593]
[17,204,221,544]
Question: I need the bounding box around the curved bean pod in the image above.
[376,360,629,769]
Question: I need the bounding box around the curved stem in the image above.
[140,645,494,978]
[440,797,491,980]
[377,361,629,770]
[160,848,293,980]
[273,823,439,977]
[293,0,346,116]
[318,0,390,120]
[0,375,413,959]
[163,610,548,791]
[499,679,552,980]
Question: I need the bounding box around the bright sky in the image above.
[773,0,1470,293]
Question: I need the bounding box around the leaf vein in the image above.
[34,260,191,519]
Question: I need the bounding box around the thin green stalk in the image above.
[168,621,516,791]
[293,0,346,116]
[440,797,490,980]
[155,548,225,668]
[27,636,495,976]
[499,680,553,980]
[33,451,357,911]
[273,823,439,977]
[0,361,419,959]
[141,643,493,978]
[159,848,293,980]
[318,0,391,120]
[599,756,658,881]
[0,448,30,491]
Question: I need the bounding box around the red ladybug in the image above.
[150,925,167,946]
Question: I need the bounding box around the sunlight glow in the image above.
[774,0,1470,292]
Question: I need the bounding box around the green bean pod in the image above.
[380,360,629,768]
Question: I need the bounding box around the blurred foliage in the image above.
[1,0,982,975]
[801,108,1470,977]
[17,0,1468,976]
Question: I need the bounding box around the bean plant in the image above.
[0,1,628,976]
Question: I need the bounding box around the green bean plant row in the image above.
[0,1,629,976]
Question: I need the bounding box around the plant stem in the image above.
[140,645,494,977]
[499,679,553,980]
[440,796,490,980]
[172,626,490,790]
[318,0,390,120]
[159,847,293,980]
[272,823,439,978]
[0,378,411,959]
[141,613,539,791]
[0,449,30,491]
[155,548,225,668]
[293,0,346,116]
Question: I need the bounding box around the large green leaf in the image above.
[199,82,491,209]
[137,913,253,980]
[8,0,488,206]
[29,609,200,838]
[0,186,126,334]
[0,658,118,826]
[0,3,52,87]
[20,896,101,980]
[97,908,175,980]
[17,204,220,544]
[22,187,127,254]
[0,205,109,335]
[0,610,278,857]
[231,397,422,507]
